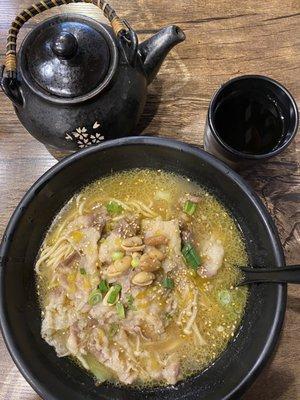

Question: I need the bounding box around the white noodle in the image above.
[192,323,206,345]
[47,244,74,269]
[127,200,158,218]
[39,236,67,257]
[36,238,67,271]
[183,292,198,335]
[78,199,86,216]
[75,194,83,207]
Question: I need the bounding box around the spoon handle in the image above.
[240,265,300,285]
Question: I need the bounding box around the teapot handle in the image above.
[2,0,128,80]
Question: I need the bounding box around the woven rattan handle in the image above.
[5,0,127,77]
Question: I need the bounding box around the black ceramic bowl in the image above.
[0,137,286,400]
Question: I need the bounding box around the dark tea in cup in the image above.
[214,90,285,155]
[204,75,299,167]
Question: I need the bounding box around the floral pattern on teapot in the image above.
[65,121,105,148]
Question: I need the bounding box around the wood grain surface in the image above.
[0,0,299,399]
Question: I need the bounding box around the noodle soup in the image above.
[36,169,248,386]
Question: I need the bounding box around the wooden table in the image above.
[0,0,299,399]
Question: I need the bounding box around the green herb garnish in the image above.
[183,200,197,216]
[162,277,174,289]
[107,284,122,305]
[126,294,135,310]
[88,289,102,306]
[218,290,231,305]
[108,323,119,339]
[116,302,126,319]
[182,243,201,269]
[79,268,86,275]
[98,279,109,294]
[106,201,123,215]
[165,312,173,320]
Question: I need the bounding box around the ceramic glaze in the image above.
[1,14,185,151]
[0,138,286,400]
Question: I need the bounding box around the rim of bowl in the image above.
[208,74,299,160]
[0,136,287,400]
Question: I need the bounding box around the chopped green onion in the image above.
[116,302,126,319]
[126,294,135,310]
[98,279,109,294]
[106,201,123,214]
[108,323,119,339]
[182,243,201,269]
[131,258,140,268]
[155,190,171,201]
[79,268,86,275]
[165,312,173,320]
[107,284,122,305]
[88,289,102,306]
[183,200,197,215]
[218,290,231,305]
[112,251,124,261]
[162,277,174,289]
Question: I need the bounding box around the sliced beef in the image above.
[115,215,140,238]
[62,252,79,268]
[181,228,195,245]
[90,207,108,234]
[67,207,108,237]
[179,194,202,206]
[98,231,122,264]
[99,215,140,264]
[199,236,224,277]
[68,227,100,274]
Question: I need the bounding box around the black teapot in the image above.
[1,0,185,151]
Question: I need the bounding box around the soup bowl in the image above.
[0,137,286,400]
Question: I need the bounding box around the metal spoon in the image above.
[239,265,300,285]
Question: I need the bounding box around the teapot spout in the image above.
[139,25,185,84]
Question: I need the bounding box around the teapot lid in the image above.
[20,14,118,102]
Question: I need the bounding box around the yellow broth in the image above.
[37,169,248,386]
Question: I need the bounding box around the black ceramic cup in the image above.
[204,75,299,168]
